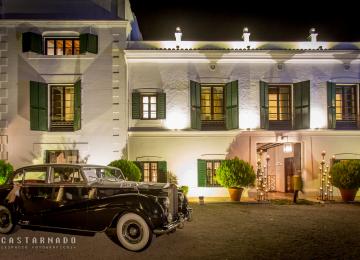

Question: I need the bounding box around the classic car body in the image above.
[0,164,192,251]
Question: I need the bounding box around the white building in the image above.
[1,0,360,197]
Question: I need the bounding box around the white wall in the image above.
[2,23,128,168]
[127,57,360,197]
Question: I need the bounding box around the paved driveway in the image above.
[1,202,360,260]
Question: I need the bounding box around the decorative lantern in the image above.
[283,142,293,153]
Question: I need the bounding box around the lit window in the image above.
[206,160,222,187]
[335,85,357,122]
[201,86,224,121]
[142,95,157,119]
[268,86,291,121]
[143,162,158,182]
[50,85,75,130]
[45,38,80,56]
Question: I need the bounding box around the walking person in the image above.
[293,174,303,203]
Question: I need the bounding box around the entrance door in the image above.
[284,157,294,193]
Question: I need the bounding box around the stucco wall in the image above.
[127,58,360,197]
[2,23,128,168]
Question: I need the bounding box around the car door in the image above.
[18,166,51,225]
[41,166,90,230]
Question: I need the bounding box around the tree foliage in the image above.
[0,160,13,185]
[108,160,141,181]
[330,160,360,189]
[215,157,255,188]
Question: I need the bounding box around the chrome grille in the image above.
[168,184,178,222]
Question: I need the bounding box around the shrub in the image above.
[108,160,141,181]
[215,157,256,189]
[167,171,178,185]
[0,160,13,185]
[330,160,360,190]
[180,186,189,196]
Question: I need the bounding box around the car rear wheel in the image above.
[0,205,15,234]
[116,212,152,252]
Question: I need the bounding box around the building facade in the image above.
[1,0,360,197]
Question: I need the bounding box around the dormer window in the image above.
[45,38,80,56]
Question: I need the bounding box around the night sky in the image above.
[130,0,360,42]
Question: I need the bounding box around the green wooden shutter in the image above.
[327,82,336,129]
[190,80,201,130]
[80,33,98,54]
[157,161,167,183]
[74,80,81,131]
[157,92,166,119]
[225,80,239,130]
[22,32,43,54]
[133,161,144,181]
[260,81,269,129]
[197,159,207,187]
[132,92,141,119]
[30,81,48,131]
[294,80,310,129]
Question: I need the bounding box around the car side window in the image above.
[52,167,84,184]
[11,170,24,184]
[23,167,47,184]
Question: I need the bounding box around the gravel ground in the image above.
[0,202,360,260]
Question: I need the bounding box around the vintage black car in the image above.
[0,164,192,251]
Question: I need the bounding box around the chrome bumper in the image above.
[153,207,192,235]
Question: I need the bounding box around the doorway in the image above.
[256,142,301,193]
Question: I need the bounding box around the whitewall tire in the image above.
[0,205,14,234]
[116,212,152,252]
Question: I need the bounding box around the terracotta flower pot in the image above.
[228,188,244,201]
[339,188,358,202]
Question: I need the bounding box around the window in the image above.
[205,160,221,187]
[45,38,80,55]
[143,162,158,182]
[198,159,222,187]
[45,150,79,164]
[268,85,291,121]
[132,92,166,120]
[51,167,84,184]
[142,95,157,119]
[335,85,357,123]
[191,80,238,130]
[23,167,47,184]
[50,85,75,131]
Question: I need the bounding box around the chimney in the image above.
[175,27,182,48]
[309,28,318,43]
[242,27,251,44]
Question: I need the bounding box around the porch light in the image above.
[283,143,293,153]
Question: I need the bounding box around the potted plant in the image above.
[0,160,13,185]
[215,157,256,201]
[108,159,142,181]
[180,186,189,196]
[330,160,360,202]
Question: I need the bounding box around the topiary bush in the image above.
[330,160,360,190]
[215,157,256,188]
[0,160,13,185]
[180,185,189,195]
[108,159,141,181]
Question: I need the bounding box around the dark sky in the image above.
[130,0,360,42]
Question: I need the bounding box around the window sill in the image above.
[23,52,96,60]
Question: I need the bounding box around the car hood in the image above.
[91,180,171,190]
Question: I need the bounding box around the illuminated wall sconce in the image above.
[175,27,182,49]
[283,142,293,153]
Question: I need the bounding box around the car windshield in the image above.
[82,167,125,182]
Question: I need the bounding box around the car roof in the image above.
[15,164,120,171]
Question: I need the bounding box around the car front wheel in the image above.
[0,205,15,234]
[116,212,152,252]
